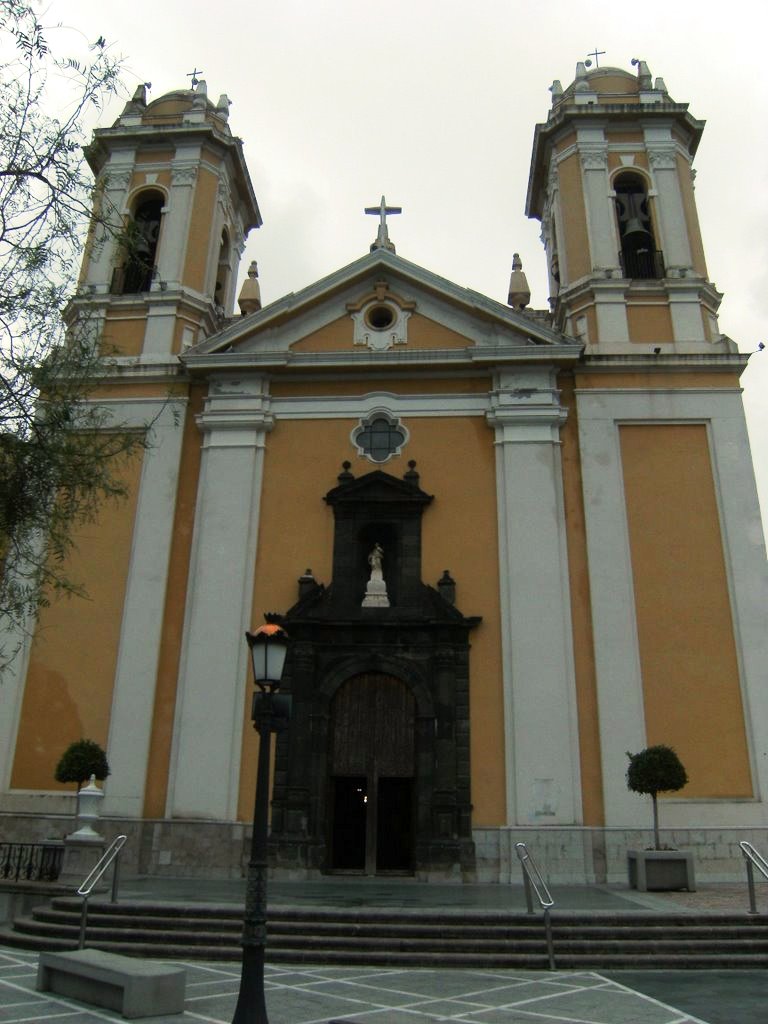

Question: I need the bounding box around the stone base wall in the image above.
[472,826,768,884]
[0,813,248,879]
[2,812,766,883]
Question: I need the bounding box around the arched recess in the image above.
[317,652,435,718]
[612,171,664,279]
[113,189,165,294]
[214,228,232,312]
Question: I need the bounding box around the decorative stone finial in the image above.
[215,94,231,122]
[549,80,563,105]
[237,261,261,315]
[298,569,316,600]
[508,253,531,310]
[437,570,456,605]
[631,58,652,90]
[338,461,354,482]
[404,459,419,483]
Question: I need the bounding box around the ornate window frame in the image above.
[352,409,409,464]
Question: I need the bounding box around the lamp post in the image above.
[232,623,290,1024]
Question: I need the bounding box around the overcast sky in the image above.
[48,0,767,542]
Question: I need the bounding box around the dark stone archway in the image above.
[267,463,480,880]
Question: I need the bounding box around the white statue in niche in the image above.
[362,542,389,608]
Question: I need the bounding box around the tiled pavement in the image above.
[0,946,722,1024]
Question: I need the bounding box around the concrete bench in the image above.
[38,948,185,1019]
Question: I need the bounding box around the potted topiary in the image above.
[625,744,695,891]
[55,738,110,822]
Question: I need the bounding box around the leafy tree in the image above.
[626,744,688,850]
[0,2,145,667]
[54,737,110,792]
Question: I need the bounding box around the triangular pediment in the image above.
[324,467,433,508]
[182,249,581,373]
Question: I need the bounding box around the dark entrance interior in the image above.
[329,674,414,874]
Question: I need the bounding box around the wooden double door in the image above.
[329,673,415,874]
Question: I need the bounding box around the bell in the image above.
[623,217,652,242]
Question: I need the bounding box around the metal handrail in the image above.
[739,841,768,915]
[515,842,555,970]
[76,834,127,949]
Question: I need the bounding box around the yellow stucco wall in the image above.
[558,153,591,282]
[677,152,708,278]
[289,313,473,353]
[271,377,489,398]
[576,371,741,390]
[620,424,752,797]
[10,452,145,790]
[183,166,219,292]
[102,313,147,357]
[239,413,505,825]
[626,303,674,344]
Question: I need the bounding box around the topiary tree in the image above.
[55,739,110,793]
[626,745,688,850]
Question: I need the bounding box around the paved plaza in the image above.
[0,946,719,1024]
[4,946,768,1024]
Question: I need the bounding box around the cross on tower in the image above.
[365,195,402,253]
[187,67,204,88]
[585,48,606,68]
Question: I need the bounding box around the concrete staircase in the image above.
[3,897,768,968]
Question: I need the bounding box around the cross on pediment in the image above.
[365,195,402,253]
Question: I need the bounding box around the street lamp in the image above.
[232,623,290,1024]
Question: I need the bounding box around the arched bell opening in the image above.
[114,190,164,294]
[614,172,664,279]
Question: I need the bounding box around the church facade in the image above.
[2,62,767,883]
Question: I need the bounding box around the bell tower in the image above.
[526,61,732,354]
[72,79,261,356]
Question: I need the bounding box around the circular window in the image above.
[365,303,396,331]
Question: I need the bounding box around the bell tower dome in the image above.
[72,80,261,356]
[526,61,732,354]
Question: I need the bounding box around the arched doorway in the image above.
[329,673,415,874]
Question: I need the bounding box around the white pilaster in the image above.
[103,397,187,817]
[156,148,202,288]
[82,155,135,291]
[577,132,618,271]
[593,284,630,343]
[167,376,273,819]
[488,368,581,826]
[645,127,693,270]
[668,287,706,343]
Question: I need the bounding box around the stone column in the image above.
[167,376,273,820]
[487,368,581,827]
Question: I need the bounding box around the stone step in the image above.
[3,928,768,970]
[14,913,768,950]
[4,899,768,969]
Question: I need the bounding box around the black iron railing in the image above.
[110,262,155,295]
[0,841,64,882]
[619,248,665,280]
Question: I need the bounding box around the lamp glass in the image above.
[248,630,288,687]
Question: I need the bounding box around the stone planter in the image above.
[627,849,696,891]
